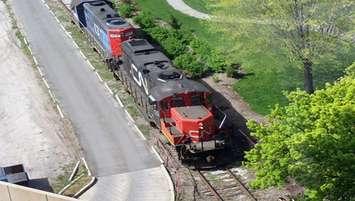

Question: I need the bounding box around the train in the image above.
[70,0,230,161]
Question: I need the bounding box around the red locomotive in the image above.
[71,1,229,160]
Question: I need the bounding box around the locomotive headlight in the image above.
[198,122,204,130]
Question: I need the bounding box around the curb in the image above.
[161,164,176,201]
[73,176,97,198]
[81,157,92,177]
[58,173,84,195]
[69,160,81,182]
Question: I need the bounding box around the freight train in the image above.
[70,0,229,161]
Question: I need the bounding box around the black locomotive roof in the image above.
[71,0,113,10]
[122,39,210,101]
[83,1,131,29]
[149,78,210,102]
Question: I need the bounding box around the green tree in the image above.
[210,0,355,93]
[245,63,355,200]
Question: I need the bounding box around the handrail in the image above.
[215,106,227,129]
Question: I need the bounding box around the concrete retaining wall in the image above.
[0,181,77,201]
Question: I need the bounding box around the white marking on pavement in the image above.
[73,41,79,49]
[28,46,33,54]
[82,157,92,176]
[65,30,72,39]
[42,78,50,89]
[59,23,66,31]
[37,66,44,77]
[104,82,113,95]
[115,94,124,107]
[125,110,134,122]
[32,56,38,65]
[49,10,55,16]
[79,50,86,59]
[95,71,103,82]
[23,38,28,45]
[48,90,56,103]
[152,146,163,163]
[134,124,146,140]
[161,164,175,201]
[86,60,95,71]
[69,160,81,182]
[56,104,64,118]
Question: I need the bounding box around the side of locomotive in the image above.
[71,0,134,61]
[114,39,228,160]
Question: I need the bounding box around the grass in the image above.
[51,163,75,193]
[51,161,91,196]
[133,0,353,115]
[61,163,91,197]
[182,0,213,13]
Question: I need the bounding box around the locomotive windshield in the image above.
[171,96,185,107]
[191,94,203,106]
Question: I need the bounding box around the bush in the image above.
[174,53,208,78]
[161,35,187,58]
[168,15,181,30]
[133,11,155,29]
[118,2,134,18]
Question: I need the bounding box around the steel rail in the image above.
[226,169,257,201]
[196,170,224,201]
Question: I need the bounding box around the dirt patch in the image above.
[0,0,80,189]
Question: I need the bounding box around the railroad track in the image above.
[195,168,257,201]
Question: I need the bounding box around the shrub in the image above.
[174,53,208,78]
[168,15,181,30]
[133,11,155,29]
[161,35,187,58]
[118,2,134,18]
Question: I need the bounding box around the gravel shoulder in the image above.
[0,0,79,186]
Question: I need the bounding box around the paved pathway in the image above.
[11,0,173,200]
[166,0,210,19]
[81,166,173,201]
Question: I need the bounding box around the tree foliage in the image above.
[210,0,355,93]
[245,63,355,200]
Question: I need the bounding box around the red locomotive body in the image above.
[108,27,135,57]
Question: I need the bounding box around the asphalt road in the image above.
[11,0,160,177]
